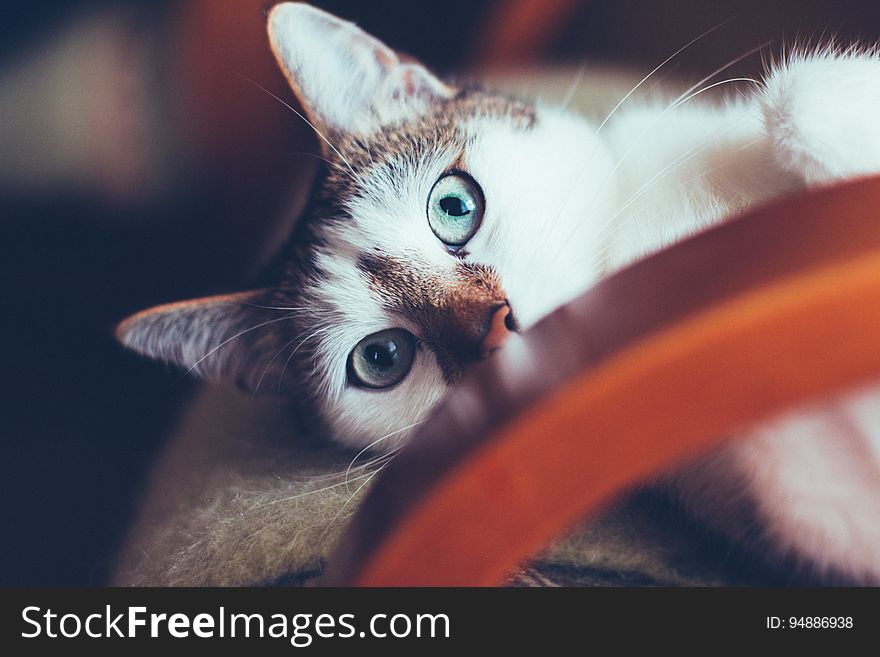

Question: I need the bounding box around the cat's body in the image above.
[118,3,880,583]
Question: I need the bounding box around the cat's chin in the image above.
[666,385,880,585]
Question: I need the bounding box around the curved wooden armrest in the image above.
[322,175,880,586]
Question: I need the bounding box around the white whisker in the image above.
[252,332,304,396]
[243,303,309,312]
[593,19,735,139]
[298,449,399,487]
[591,115,751,265]
[343,419,425,490]
[548,31,764,267]
[559,65,586,110]
[599,110,752,238]
[185,313,297,377]
[247,471,376,511]
[238,74,366,187]
[276,326,334,401]
[594,76,759,210]
[321,463,389,538]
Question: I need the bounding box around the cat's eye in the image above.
[426,173,484,248]
[348,328,417,389]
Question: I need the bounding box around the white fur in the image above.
[762,48,880,183]
[672,385,880,583]
[267,9,880,581]
[464,109,615,327]
[128,4,880,583]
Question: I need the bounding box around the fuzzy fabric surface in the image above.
[113,384,799,587]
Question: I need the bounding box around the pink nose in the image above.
[480,304,514,359]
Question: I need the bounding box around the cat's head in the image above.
[117,3,615,450]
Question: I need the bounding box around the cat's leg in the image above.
[761,50,880,185]
[670,387,880,584]
[663,52,880,583]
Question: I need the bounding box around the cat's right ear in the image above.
[115,290,296,393]
[267,2,454,138]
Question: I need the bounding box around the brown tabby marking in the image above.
[358,253,508,381]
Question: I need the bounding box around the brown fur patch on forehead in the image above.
[321,88,537,199]
[358,252,508,383]
[269,87,537,281]
[268,87,536,289]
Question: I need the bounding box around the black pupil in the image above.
[439,195,470,217]
[365,342,396,370]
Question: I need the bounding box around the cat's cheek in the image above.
[320,350,449,452]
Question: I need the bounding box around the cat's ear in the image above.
[267,2,454,137]
[116,290,295,393]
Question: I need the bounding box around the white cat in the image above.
[117,3,880,583]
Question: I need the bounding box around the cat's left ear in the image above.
[267,2,454,137]
[115,290,297,393]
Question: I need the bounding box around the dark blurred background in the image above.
[2,0,879,585]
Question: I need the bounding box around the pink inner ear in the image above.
[362,34,397,70]
[401,67,419,96]
[396,64,454,99]
[266,2,456,136]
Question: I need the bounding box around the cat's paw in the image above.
[761,48,880,184]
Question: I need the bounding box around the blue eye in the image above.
[348,328,416,389]
[427,173,484,247]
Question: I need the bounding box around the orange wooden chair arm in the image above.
[322,175,880,586]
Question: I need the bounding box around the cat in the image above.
[117,3,880,583]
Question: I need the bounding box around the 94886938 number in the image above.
[766,616,853,629]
